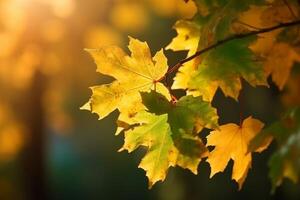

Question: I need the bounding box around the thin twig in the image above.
[167,20,300,74]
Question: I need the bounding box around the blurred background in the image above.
[0,0,299,199]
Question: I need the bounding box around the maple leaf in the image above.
[188,39,267,100]
[251,107,300,191]
[263,43,300,90]
[269,131,300,192]
[81,37,170,121]
[206,117,264,189]
[282,73,300,107]
[259,0,299,27]
[120,91,218,187]
[194,0,266,46]
[170,37,267,101]
[167,1,268,101]
[234,5,281,55]
[248,127,273,154]
[142,91,219,131]
[251,41,300,90]
[239,2,300,90]
[120,111,208,188]
[166,20,200,53]
[166,20,205,98]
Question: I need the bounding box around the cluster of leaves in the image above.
[250,107,300,191]
[82,0,300,190]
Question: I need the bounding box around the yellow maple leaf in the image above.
[281,74,300,106]
[166,20,200,93]
[239,3,300,90]
[234,5,280,54]
[251,40,300,90]
[260,0,299,27]
[263,43,300,90]
[166,20,200,53]
[165,20,215,100]
[206,117,265,189]
[82,37,170,121]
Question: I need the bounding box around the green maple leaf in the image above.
[194,0,265,44]
[167,0,268,101]
[250,107,300,191]
[188,38,267,100]
[120,91,218,187]
[269,132,300,192]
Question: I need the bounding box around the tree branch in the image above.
[168,20,300,74]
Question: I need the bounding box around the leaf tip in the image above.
[118,147,125,152]
[127,35,139,44]
[80,102,91,111]
[208,167,218,178]
[191,168,198,175]
[148,181,154,189]
[209,172,216,179]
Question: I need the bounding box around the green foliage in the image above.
[189,38,267,100]
[251,107,300,191]
[194,0,265,43]
[120,91,218,187]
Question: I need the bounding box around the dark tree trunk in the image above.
[21,71,47,200]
